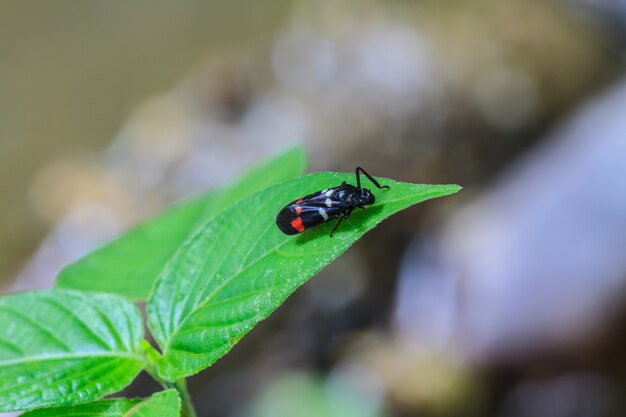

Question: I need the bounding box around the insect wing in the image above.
[276,205,303,235]
[275,188,347,235]
[298,202,345,224]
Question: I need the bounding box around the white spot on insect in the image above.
[325,198,332,207]
[325,189,334,197]
[318,208,329,220]
[320,189,328,194]
[338,191,345,199]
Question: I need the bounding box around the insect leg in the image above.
[329,217,344,237]
[355,167,390,190]
[329,208,353,237]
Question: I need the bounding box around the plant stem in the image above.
[174,378,197,417]
[145,365,197,417]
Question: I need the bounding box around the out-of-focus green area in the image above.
[0,0,291,280]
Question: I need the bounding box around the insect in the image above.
[276,167,390,237]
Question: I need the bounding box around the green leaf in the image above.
[56,146,308,300]
[0,290,145,412]
[21,389,181,417]
[147,172,460,380]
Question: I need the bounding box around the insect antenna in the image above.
[355,166,390,190]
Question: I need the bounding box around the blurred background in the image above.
[2,0,626,416]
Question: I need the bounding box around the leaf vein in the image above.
[0,338,24,355]
[37,294,113,351]
[0,304,72,352]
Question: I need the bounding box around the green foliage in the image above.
[0,146,461,415]
[248,372,387,417]
[21,389,181,417]
[56,147,307,300]
[0,290,144,412]
[147,172,460,380]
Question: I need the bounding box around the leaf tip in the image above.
[435,183,463,196]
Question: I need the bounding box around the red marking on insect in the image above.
[296,198,303,203]
[291,217,305,232]
[295,206,302,215]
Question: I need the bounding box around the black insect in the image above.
[276,167,390,237]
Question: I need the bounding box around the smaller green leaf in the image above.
[147,172,460,380]
[56,146,308,300]
[21,389,181,417]
[0,290,145,412]
[126,389,180,417]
